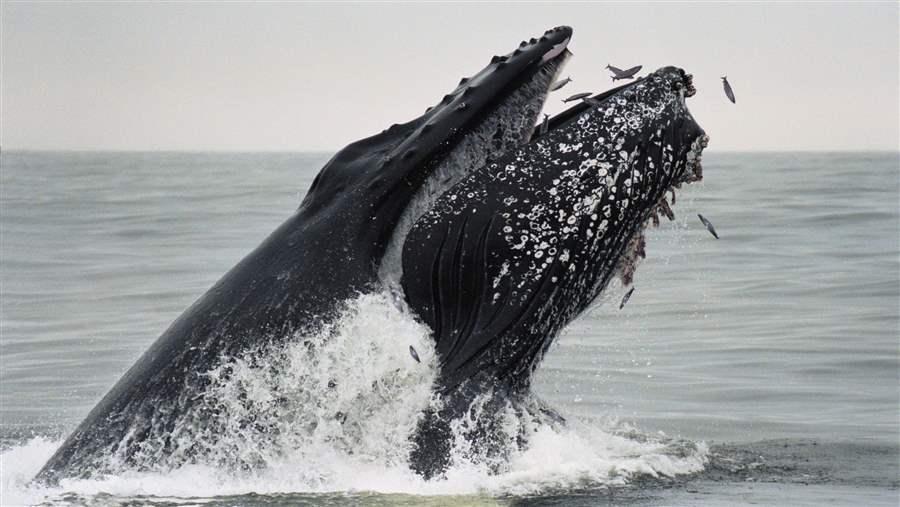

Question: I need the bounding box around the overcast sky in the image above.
[2,2,898,152]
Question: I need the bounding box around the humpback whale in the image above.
[35,26,708,483]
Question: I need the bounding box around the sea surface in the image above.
[1,151,897,506]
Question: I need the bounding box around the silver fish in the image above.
[698,213,719,239]
[721,76,736,104]
[550,76,572,91]
[563,91,592,103]
[609,64,642,81]
[619,287,635,309]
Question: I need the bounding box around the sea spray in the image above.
[1,293,707,503]
[109,292,440,480]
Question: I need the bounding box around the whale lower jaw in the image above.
[378,53,569,294]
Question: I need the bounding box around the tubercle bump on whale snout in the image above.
[669,68,697,98]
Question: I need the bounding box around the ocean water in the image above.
[0,151,897,506]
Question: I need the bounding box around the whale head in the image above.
[400,65,708,391]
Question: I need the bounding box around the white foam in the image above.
[1,293,707,503]
[1,436,60,506]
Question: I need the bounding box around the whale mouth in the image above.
[395,64,708,394]
[617,129,708,286]
[610,71,707,286]
[383,30,707,308]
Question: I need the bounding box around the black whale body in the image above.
[404,67,707,475]
[36,26,708,483]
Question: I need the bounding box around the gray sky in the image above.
[2,2,898,152]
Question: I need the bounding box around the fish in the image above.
[609,64,642,81]
[550,76,572,91]
[721,76,736,103]
[409,345,421,363]
[620,287,635,309]
[563,91,592,103]
[698,213,719,239]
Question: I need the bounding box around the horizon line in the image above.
[2,147,898,155]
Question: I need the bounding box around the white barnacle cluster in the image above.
[481,72,686,296]
[411,69,699,309]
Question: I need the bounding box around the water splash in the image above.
[1,293,707,504]
[102,292,439,481]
